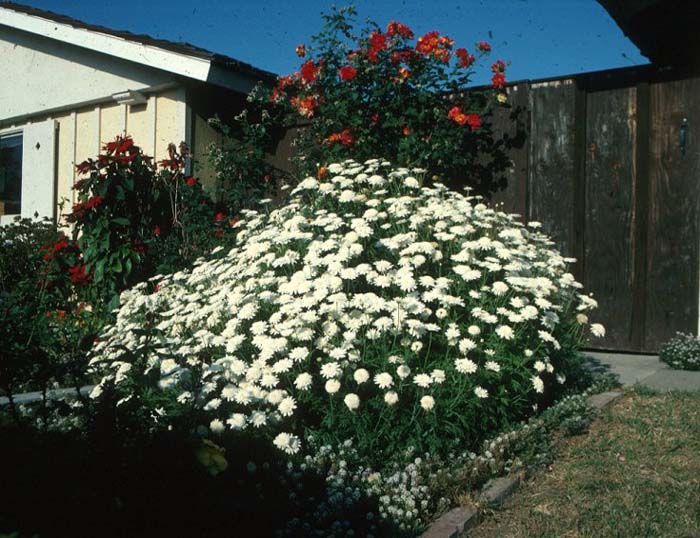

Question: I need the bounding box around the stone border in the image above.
[0,385,94,406]
[421,390,623,538]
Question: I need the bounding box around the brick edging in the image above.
[421,390,623,538]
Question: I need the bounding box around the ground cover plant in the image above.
[467,389,700,538]
[659,332,700,371]
[83,158,605,535]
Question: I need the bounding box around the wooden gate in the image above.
[487,66,700,353]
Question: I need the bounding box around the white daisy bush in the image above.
[88,158,603,467]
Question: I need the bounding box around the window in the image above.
[0,133,22,216]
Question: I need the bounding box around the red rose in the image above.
[300,60,319,84]
[491,60,506,73]
[386,21,414,39]
[466,114,482,130]
[491,72,506,89]
[477,41,491,52]
[456,48,475,68]
[154,226,161,236]
[214,212,227,222]
[339,65,357,81]
[403,126,412,136]
[448,106,468,126]
[295,44,306,57]
[186,177,197,187]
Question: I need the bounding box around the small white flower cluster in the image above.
[88,158,603,455]
[274,392,594,535]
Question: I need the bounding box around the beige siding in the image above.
[3,87,186,222]
[155,88,185,162]
[127,102,151,155]
[74,108,99,172]
[193,111,222,192]
[55,112,75,213]
[99,102,126,143]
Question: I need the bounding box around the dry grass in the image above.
[465,390,700,538]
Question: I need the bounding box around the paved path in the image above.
[585,351,700,391]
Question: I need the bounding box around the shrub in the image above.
[65,136,237,306]
[209,7,516,206]
[659,332,700,371]
[0,218,103,416]
[262,7,508,182]
[88,159,604,470]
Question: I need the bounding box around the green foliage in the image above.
[260,7,508,183]
[659,332,700,371]
[0,218,104,416]
[206,113,276,216]
[65,137,170,303]
[208,7,515,206]
[66,136,237,304]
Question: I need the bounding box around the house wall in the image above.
[0,24,173,124]
[0,87,188,222]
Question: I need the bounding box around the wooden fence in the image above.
[483,65,700,353]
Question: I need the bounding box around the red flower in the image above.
[366,31,388,63]
[403,126,413,136]
[295,44,306,57]
[327,128,355,146]
[75,160,93,175]
[186,176,197,187]
[456,48,475,68]
[386,21,414,39]
[448,106,468,126]
[117,137,135,153]
[416,31,452,62]
[491,60,506,73]
[318,165,328,179]
[68,265,90,286]
[154,225,161,236]
[132,240,146,254]
[339,65,358,81]
[416,31,439,55]
[466,114,482,130]
[477,41,491,52]
[369,31,387,52]
[300,60,319,84]
[491,72,506,89]
[214,212,227,222]
[371,113,379,126]
[291,95,320,117]
[397,67,410,79]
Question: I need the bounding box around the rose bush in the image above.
[215,7,514,201]
[88,159,603,471]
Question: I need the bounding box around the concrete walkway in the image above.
[585,351,700,392]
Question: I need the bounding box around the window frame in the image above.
[0,126,23,225]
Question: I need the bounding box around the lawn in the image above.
[467,389,700,538]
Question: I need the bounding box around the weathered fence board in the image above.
[583,87,638,351]
[527,80,577,258]
[644,77,700,350]
[488,83,529,218]
[487,67,700,352]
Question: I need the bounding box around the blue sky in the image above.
[25,0,648,85]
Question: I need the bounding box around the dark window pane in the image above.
[0,134,22,216]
